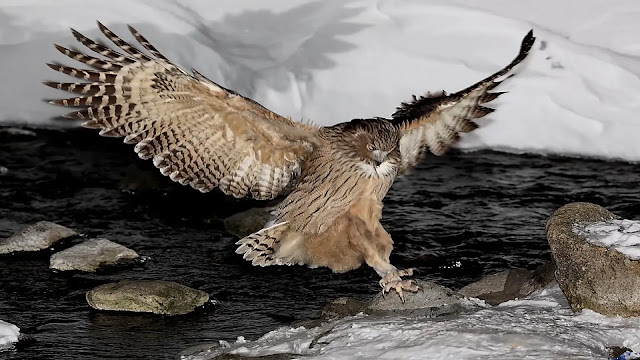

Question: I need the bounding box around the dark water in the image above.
[0,126,638,359]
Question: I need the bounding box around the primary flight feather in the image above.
[46,22,535,300]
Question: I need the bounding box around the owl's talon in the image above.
[380,268,419,302]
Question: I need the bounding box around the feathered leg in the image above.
[352,219,419,302]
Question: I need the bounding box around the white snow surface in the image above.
[0,320,20,351]
[2,0,640,161]
[184,283,640,360]
[575,219,640,260]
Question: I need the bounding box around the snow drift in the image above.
[1,0,639,162]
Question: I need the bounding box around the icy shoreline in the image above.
[1,0,640,161]
[183,283,640,359]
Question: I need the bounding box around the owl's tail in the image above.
[235,222,293,266]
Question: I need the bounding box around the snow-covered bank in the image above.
[184,283,640,360]
[1,0,640,161]
[0,320,20,351]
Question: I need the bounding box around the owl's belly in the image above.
[295,185,389,272]
[273,174,393,272]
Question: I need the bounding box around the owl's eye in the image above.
[366,144,377,151]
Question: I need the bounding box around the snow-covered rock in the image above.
[2,1,640,161]
[86,280,209,316]
[0,320,20,351]
[546,202,640,317]
[0,221,76,254]
[49,238,139,272]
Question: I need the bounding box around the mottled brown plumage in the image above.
[45,23,535,300]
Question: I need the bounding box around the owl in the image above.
[46,22,535,301]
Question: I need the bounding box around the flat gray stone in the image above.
[0,221,77,254]
[50,238,139,272]
[546,202,640,316]
[366,280,464,316]
[458,268,532,305]
[86,280,209,315]
[224,207,274,238]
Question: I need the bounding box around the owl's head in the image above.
[343,119,401,177]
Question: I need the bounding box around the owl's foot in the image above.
[379,268,420,303]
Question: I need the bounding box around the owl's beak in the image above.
[372,150,388,166]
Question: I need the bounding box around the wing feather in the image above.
[45,22,321,199]
[391,30,535,172]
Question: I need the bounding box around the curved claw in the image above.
[380,268,420,303]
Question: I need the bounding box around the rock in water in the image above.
[366,280,464,316]
[86,280,209,315]
[519,261,556,297]
[50,238,139,272]
[0,221,77,254]
[457,262,555,305]
[546,202,640,316]
[457,268,532,305]
[224,206,274,238]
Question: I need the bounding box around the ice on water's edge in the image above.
[182,283,640,360]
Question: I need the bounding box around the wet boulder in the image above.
[366,280,465,316]
[458,268,532,305]
[457,262,555,305]
[86,280,209,315]
[224,206,274,238]
[0,221,77,254]
[546,202,640,316]
[50,238,139,272]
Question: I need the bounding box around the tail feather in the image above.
[235,222,291,266]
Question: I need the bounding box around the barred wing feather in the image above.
[392,30,535,173]
[45,22,320,200]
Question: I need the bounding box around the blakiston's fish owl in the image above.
[46,23,535,300]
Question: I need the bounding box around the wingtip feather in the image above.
[127,24,138,34]
[42,81,58,89]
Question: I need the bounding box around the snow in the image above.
[183,283,640,359]
[1,0,640,161]
[574,219,640,260]
[0,320,20,351]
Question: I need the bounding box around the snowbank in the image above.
[575,219,640,260]
[184,283,640,359]
[2,0,640,161]
[0,320,20,351]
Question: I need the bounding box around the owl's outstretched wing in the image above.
[391,30,535,173]
[45,22,321,200]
